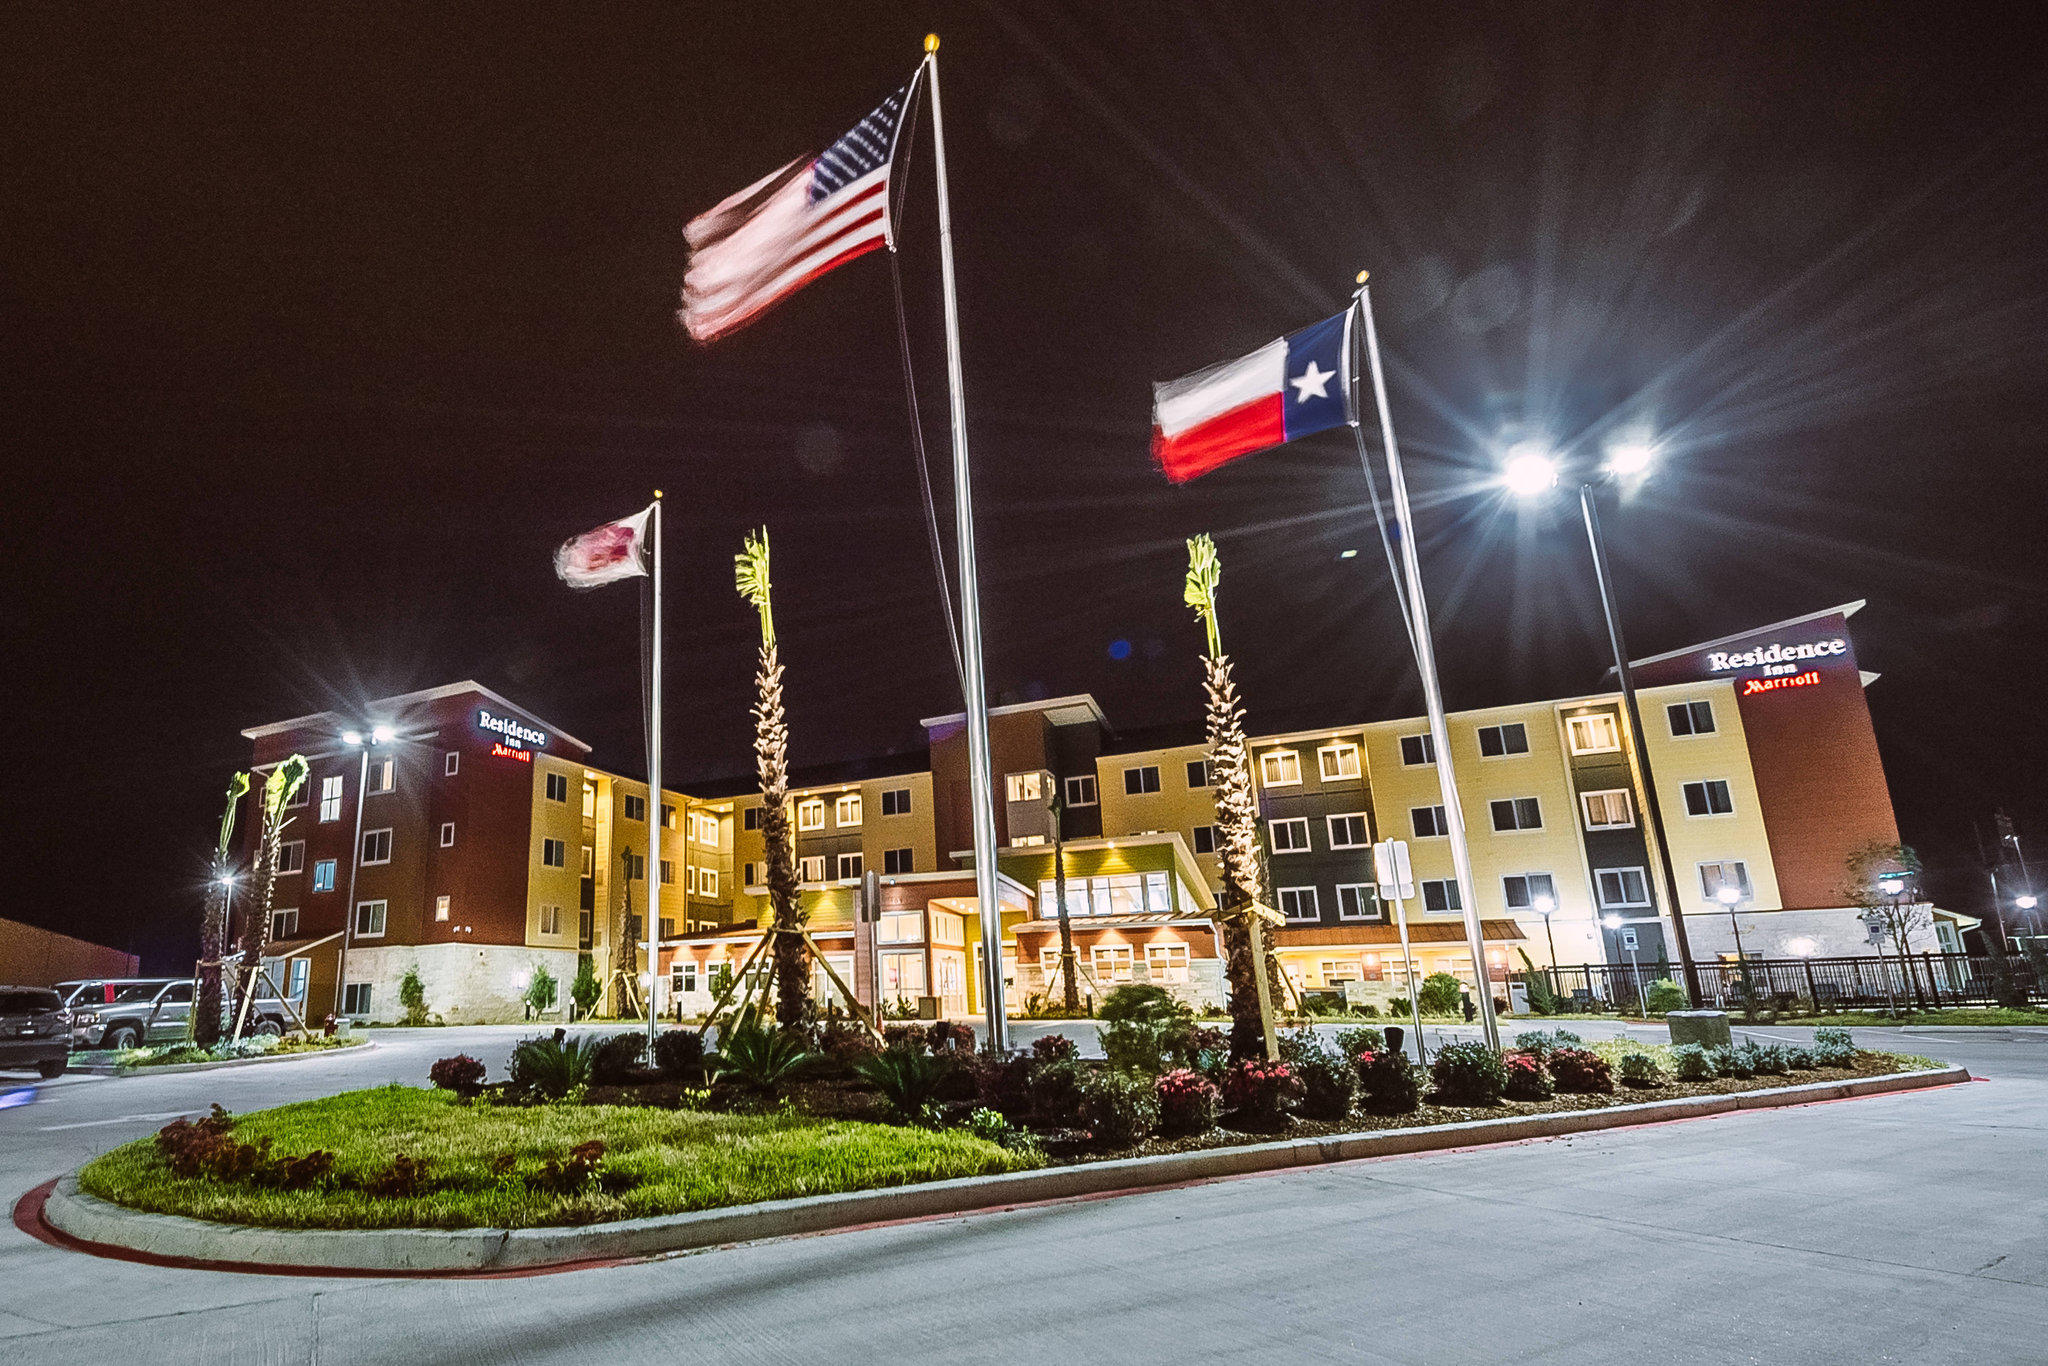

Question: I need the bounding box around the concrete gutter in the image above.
[40,1065,1967,1276]
[72,1039,373,1078]
[1899,1026,2048,1041]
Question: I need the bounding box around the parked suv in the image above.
[58,978,290,1050]
[1,986,71,1079]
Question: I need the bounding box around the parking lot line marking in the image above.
[39,1110,202,1132]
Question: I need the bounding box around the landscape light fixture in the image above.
[1532,893,1559,972]
[341,729,363,746]
[371,724,395,745]
[2019,894,2040,910]
[1502,444,1560,497]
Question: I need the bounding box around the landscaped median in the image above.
[77,1032,367,1076]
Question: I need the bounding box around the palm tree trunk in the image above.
[1204,654,1278,1058]
[754,641,809,1028]
[194,869,231,1047]
[1053,818,1080,1015]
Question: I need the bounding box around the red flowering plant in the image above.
[1502,1050,1553,1101]
[1155,1067,1222,1136]
[1222,1058,1303,1123]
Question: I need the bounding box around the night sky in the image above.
[5,3,2044,971]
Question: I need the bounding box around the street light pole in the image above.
[332,741,372,1019]
[1579,484,1704,1004]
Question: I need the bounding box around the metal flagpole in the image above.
[1354,274,1501,1050]
[923,34,1007,1050]
[646,492,663,1052]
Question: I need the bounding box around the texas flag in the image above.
[1151,312,1350,483]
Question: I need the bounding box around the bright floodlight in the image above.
[217,873,236,888]
[1533,894,1556,914]
[1502,444,1558,497]
[2019,894,2039,910]
[1716,885,1741,905]
[1879,876,1905,896]
[371,724,396,744]
[341,729,364,746]
[1605,440,1655,477]
[1601,913,1623,929]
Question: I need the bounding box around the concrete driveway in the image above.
[3,1023,2042,1364]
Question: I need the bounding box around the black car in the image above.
[0,986,70,1078]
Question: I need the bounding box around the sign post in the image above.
[1375,839,1426,1062]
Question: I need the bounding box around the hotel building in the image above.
[233,602,1959,1023]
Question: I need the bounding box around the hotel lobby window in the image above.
[1004,772,1043,803]
[1567,713,1621,754]
[1091,945,1134,984]
[1146,942,1190,983]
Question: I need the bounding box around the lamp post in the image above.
[332,723,394,1019]
[1504,443,1703,1006]
[1603,912,1647,1015]
[1533,892,1561,1004]
[1716,884,1749,1009]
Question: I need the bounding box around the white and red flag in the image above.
[1152,312,1351,482]
[679,86,910,343]
[554,507,651,589]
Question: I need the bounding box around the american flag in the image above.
[679,86,909,343]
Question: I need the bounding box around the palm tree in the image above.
[1186,535,1279,1059]
[194,772,250,1047]
[234,755,308,1035]
[1046,784,1082,1014]
[612,842,641,1017]
[736,528,809,1028]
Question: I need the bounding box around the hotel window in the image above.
[1501,873,1558,912]
[1421,878,1463,913]
[1012,835,1047,848]
[361,828,392,865]
[542,838,567,868]
[539,904,561,935]
[660,859,676,885]
[342,983,373,1015]
[1581,790,1634,830]
[884,847,914,875]
[881,786,913,816]
[1476,722,1529,757]
[880,952,926,997]
[354,900,387,937]
[1192,824,1218,855]
[312,859,336,893]
[444,751,460,776]
[1399,733,1435,766]
[742,861,759,886]
[697,868,718,898]
[879,911,923,944]
[1698,860,1752,902]
[1277,886,1320,922]
[581,782,596,818]
[1335,884,1378,922]
[833,793,861,826]
[797,798,825,831]
[621,849,644,880]
[622,794,646,822]
[287,959,309,1001]
[1123,765,1161,795]
[1490,797,1543,832]
[838,852,863,880]
[1596,868,1652,909]
[440,821,456,848]
[271,908,298,938]
[744,805,761,830]
[1683,779,1735,817]
[1146,943,1190,984]
[1318,743,1362,780]
[625,914,642,941]
[1567,713,1621,754]
[284,777,307,808]
[799,855,827,882]
[1065,774,1098,807]
[436,895,451,922]
[660,917,676,941]
[1091,945,1134,984]
[1411,805,1448,838]
[544,772,568,802]
[1185,759,1211,788]
[693,811,719,846]
[1003,772,1042,803]
[1269,817,1311,853]
[1668,700,1716,737]
[578,909,593,949]
[319,775,344,823]
[366,758,394,795]
[674,962,699,994]
[1259,750,1302,786]
[581,845,594,876]
[277,840,305,875]
[1326,813,1370,849]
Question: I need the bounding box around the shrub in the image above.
[1079,1069,1160,1148]
[652,1029,706,1082]
[570,954,601,1017]
[1706,1044,1750,1078]
[362,1154,430,1198]
[963,1048,1033,1117]
[1645,979,1688,1014]
[1097,983,1191,1026]
[590,1032,646,1085]
[1742,1042,1790,1076]
[1783,1046,1818,1070]
[1812,1027,1857,1067]
[962,1106,1039,1156]
[1102,1018,1180,1075]
[1671,1043,1715,1081]
[1155,1068,1221,1135]
[155,1106,257,1179]
[398,964,429,1027]
[814,1017,882,1066]
[1502,1051,1553,1100]
[926,1020,977,1055]
[1512,1028,1584,1059]
[714,1018,817,1095]
[1616,1052,1665,1089]
[531,1141,607,1194]
[1517,949,1558,1015]
[1181,1026,1231,1079]
[1334,1025,1386,1059]
[1278,1029,1356,1119]
[1030,1033,1078,1067]
[1223,1058,1303,1123]
[1356,1049,1422,1115]
[1548,1047,1614,1093]
[853,1047,952,1120]
[509,1032,600,1099]
[1416,973,1464,1017]
[1429,1042,1507,1105]
[1028,1058,1088,1127]
[523,967,559,1018]
[267,1149,336,1190]
[428,1054,486,1095]
[882,1024,930,1054]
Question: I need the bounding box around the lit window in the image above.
[881,787,913,816]
[367,759,395,795]
[1489,797,1543,832]
[435,895,451,922]
[1335,885,1377,921]
[1259,750,1302,786]
[440,821,456,847]
[1567,713,1621,754]
[697,868,718,898]
[879,912,923,944]
[1146,942,1190,984]
[319,775,344,823]
[691,811,719,847]
[1326,813,1369,849]
[838,852,863,879]
[361,828,392,865]
[1269,817,1311,853]
[1581,790,1634,829]
[1318,744,1361,780]
[1012,834,1046,847]
[1683,780,1735,817]
[444,751,460,776]
[622,794,646,822]
[674,961,699,994]
[879,951,926,997]
[797,799,825,831]
[1399,733,1435,766]
[581,783,596,818]
[1476,723,1529,757]
[1699,860,1752,902]
[1091,945,1134,983]
[1421,879,1462,913]
[1003,772,1043,803]
[799,855,826,882]
[836,793,863,826]
[884,847,914,875]
[539,904,560,935]
[1596,869,1651,909]
[1192,825,1218,855]
[1668,700,1716,737]
[581,845,594,876]
[542,838,566,868]
[1277,887,1319,921]
[312,859,336,893]
[1123,765,1160,795]
[1185,759,1211,788]
[353,900,387,937]
[1065,774,1098,807]
[1411,805,1448,838]
[1501,873,1558,911]
[271,908,298,938]
[277,840,305,875]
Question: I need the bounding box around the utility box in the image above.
[916,996,941,1021]
[1666,1010,1732,1049]
[1507,981,1530,1015]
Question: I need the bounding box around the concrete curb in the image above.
[43,1065,1968,1275]
[74,1039,374,1078]
[1900,1026,2048,1040]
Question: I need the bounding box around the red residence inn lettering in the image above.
[1740,670,1821,697]
[491,742,533,763]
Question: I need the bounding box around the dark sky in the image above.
[5,2,2045,971]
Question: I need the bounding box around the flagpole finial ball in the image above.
[924,33,939,52]
[1356,271,1369,284]
[654,489,664,499]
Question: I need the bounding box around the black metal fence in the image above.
[1534,952,2041,1015]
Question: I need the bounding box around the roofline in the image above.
[1614,601,1866,674]
[241,680,593,754]
[920,694,1108,731]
